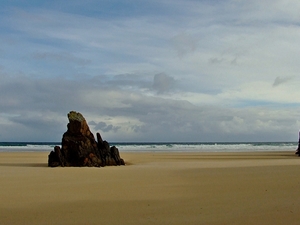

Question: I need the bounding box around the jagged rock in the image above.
[48,111,125,167]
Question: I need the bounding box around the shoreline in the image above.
[1,151,300,224]
[0,141,297,153]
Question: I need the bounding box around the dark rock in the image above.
[48,146,62,167]
[110,146,125,165]
[48,111,125,167]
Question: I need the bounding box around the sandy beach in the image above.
[1,151,300,225]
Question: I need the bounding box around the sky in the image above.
[0,0,300,142]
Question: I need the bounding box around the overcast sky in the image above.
[1,0,300,142]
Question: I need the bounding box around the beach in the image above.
[1,151,300,225]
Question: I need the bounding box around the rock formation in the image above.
[48,111,125,167]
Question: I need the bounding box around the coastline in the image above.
[1,151,300,225]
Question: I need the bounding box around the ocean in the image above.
[0,142,297,153]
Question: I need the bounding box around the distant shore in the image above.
[1,151,300,225]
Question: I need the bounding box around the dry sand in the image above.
[1,151,300,225]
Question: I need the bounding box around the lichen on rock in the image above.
[68,111,85,122]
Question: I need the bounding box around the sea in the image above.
[0,142,297,153]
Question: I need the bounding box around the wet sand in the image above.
[1,151,300,225]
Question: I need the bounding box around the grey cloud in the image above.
[209,56,238,65]
[231,57,238,65]
[12,112,64,129]
[89,121,120,133]
[0,77,82,113]
[209,57,224,64]
[95,72,180,95]
[109,73,152,90]
[172,32,197,58]
[272,76,294,87]
[0,73,299,142]
[1,1,300,142]
[152,73,175,94]
[3,112,66,141]
[115,94,300,142]
[33,52,91,66]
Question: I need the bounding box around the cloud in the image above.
[152,73,176,94]
[0,74,299,142]
[209,57,224,64]
[32,52,91,66]
[171,32,197,57]
[107,73,152,91]
[272,76,294,87]
[1,0,300,142]
[89,121,120,133]
[0,111,66,141]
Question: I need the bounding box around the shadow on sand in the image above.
[0,162,48,167]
